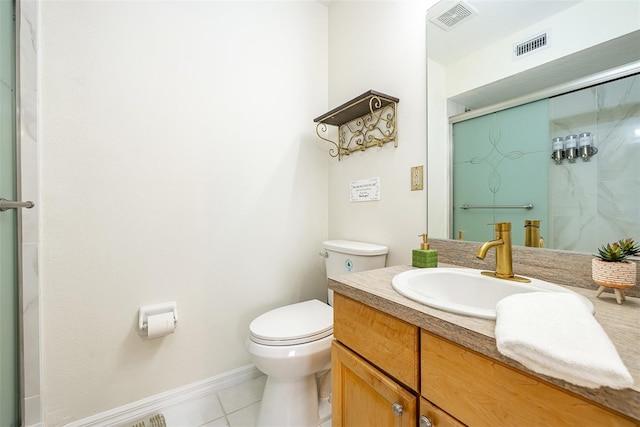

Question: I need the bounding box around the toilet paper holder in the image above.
[138,302,178,337]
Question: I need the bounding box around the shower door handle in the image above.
[0,198,35,212]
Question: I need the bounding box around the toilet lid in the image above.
[322,240,388,256]
[249,299,333,346]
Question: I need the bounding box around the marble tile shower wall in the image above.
[18,1,42,425]
[549,74,640,252]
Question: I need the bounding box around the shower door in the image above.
[0,0,20,424]
[452,99,550,246]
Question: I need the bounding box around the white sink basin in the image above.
[391,268,593,319]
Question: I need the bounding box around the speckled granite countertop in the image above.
[328,264,640,421]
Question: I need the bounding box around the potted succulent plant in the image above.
[593,238,639,304]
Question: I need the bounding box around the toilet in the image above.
[246,240,388,427]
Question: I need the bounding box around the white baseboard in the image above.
[65,364,262,427]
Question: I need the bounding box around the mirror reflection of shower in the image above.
[426,0,640,252]
[452,74,640,252]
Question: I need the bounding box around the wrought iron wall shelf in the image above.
[314,90,399,160]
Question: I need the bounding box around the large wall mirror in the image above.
[426,0,640,253]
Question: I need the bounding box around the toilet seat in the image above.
[249,299,333,346]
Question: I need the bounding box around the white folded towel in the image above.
[495,292,633,389]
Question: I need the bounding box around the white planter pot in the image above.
[592,258,637,304]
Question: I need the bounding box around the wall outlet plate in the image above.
[411,166,423,191]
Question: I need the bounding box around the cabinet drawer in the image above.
[420,398,465,427]
[334,293,419,391]
[421,330,636,427]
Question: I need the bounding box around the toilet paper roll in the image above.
[146,312,176,339]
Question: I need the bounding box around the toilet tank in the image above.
[322,240,388,305]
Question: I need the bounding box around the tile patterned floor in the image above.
[160,374,331,427]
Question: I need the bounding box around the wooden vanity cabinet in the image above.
[333,293,637,427]
[332,294,419,427]
[332,294,461,427]
[421,330,636,427]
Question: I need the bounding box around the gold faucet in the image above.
[476,222,530,283]
[524,220,545,248]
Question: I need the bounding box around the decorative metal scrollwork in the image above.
[315,92,398,161]
[315,122,341,158]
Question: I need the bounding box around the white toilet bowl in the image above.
[247,240,388,427]
[247,299,333,427]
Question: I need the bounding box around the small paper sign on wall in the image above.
[350,177,380,202]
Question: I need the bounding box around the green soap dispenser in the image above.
[412,233,438,268]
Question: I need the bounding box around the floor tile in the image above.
[200,416,229,427]
[217,375,266,414]
[162,393,225,426]
[226,402,260,427]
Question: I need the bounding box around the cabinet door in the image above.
[332,341,417,427]
[419,398,466,427]
[421,330,637,427]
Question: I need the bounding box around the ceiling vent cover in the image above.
[514,33,549,59]
[430,1,477,31]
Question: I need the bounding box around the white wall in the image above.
[39,1,328,424]
[327,1,430,266]
[446,0,640,98]
[426,58,448,239]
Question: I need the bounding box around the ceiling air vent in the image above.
[514,32,549,59]
[430,1,477,31]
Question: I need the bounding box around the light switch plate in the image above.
[411,166,423,191]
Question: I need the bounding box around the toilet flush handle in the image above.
[319,251,329,258]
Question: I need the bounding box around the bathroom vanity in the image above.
[329,265,640,427]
